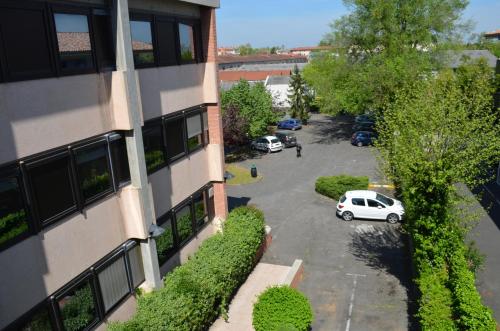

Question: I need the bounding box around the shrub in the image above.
[253,286,313,331]
[315,175,369,200]
[109,206,266,331]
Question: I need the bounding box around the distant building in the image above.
[289,46,333,57]
[218,46,239,55]
[444,50,498,69]
[485,29,500,40]
[218,54,307,70]
[265,75,292,108]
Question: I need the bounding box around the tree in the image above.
[222,105,249,146]
[303,0,469,115]
[288,65,311,123]
[221,80,279,139]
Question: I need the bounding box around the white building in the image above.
[265,75,291,108]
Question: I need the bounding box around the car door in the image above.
[258,138,266,151]
[366,199,387,219]
[350,198,367,218]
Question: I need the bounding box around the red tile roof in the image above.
[289,46,333,52]
[485,29,500,37]
[219,70,291,82]
[57,32,91,52]
[218,54,306,64]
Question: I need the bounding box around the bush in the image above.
[253,286,313,331]
[315,175,369,200]
[109,206,265,331]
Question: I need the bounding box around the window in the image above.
[175,204,193,245]
[54,13,94,71]
[165,117,186,161]
[75,142,113,203]
[127,243,145,288]
[55,276,99,331]
[351,198,365,206]
[376,193,394,206]
[193,192,208,229]
[339,195,347,203]
[178,23,196,62]
[97,254,130,313]
[0,2,54,81]
[156,215,175,265]
[92,9,115,69]
[143,124,166,173]
[186,113,203,152]
[156,19,178,66]
[5,302,55,331]
[367,199,384,208]
[202,110,209,144]
[130,20,155,66]
[110,135,131,186]
[0,170,30,248]
[27,153,77,226]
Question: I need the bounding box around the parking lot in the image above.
[226,113,414,330]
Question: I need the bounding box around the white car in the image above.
[336,190,405,224]
[250,136,283,153]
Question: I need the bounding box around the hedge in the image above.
[109,206,266,331]
[253,286,313,331]
[315,175,369,200]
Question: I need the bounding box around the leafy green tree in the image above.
[221,80,279,139]
[288,65,311,123]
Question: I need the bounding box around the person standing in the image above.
[296,143,302,158]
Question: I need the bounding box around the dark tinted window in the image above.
[156,20,178,66]
[178,23,195,61]
[351,198,365,206]
[57,278,98,331]
[193,192,208,228]
[202,111,209,144]
[376,193,394,206]
[75,143,112,202]
[0,173,29,247]
[28,155,77,224]
[186,113,202,152]
[156,215,175,265]
[18,304,53,331]
[110,136,130,185]
[130,20,155,66]
[339,195,346,203]
[92,10,115,69]
[54,13,94,70]
[0,4,54,80]
[165,117,186,160]
[142,125,165,173]
[175,204,193,244]
[367,199,384,208]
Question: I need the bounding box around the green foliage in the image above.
[288,65,311,123]
[176,213,193,243]
[109,206,266,331]
[315,175,369,200]
[156,227,174,265]
[145,150,165,173]
[221,80,279,139]
[236,43,284,56]
[252,285,313,331]
[0,210,28,245]
[81,172,110,198]
[376,63,498,330]
[61,285,95,331]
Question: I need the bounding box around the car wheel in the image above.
[357,141,363,147]
[387,213,399,224]
[267,148,271,153]
[292,127,296,131]
[342,211,354,222]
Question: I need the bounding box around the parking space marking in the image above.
[345,273,366,331]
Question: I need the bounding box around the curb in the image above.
[284,259,304,288]
[368,183,395,189]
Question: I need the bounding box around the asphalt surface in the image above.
[226,113,414,331]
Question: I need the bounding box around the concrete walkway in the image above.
[210,263,291,331]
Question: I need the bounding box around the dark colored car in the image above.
[277,119,302,130]
[352,121,375,132]
[351,131,377,146]
[355,114,375,123]
[274,131,297,147]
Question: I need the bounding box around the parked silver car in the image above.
[250,136,283,153]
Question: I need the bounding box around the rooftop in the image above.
[289,46,333,52]
[266,75,291,85]
[484,29,500,37]
[218,54,307,64]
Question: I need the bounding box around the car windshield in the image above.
[271,139,279,143]
[340,195,346,203]
[376,193,394,206]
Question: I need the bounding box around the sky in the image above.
[216,0,500,48]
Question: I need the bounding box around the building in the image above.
[485,29,500,40]
[265,75,292,108]
[218,46,239,56]
[0,0,227,330]
[218,54,307,70]
[289,46,333,57]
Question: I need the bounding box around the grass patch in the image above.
[225,164,262,185]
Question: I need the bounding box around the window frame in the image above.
[192,189,209,230]
[73,139,114,207]
[172,199,195,248]
[3,299,57,331]
[156,211,177,264]
[142,119,168,174]
[108,133,131,190]
[177,19,197,65]
[0,165,33,251]
[351,198,366,206]
[185,109,204,154]
[129,13,157,68]
[163,113,188,164]
[91,8,116,72]
[49,4,98,76]
[155,15,180,67]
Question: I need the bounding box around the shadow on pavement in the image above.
[348,224,418,331]
[225,145,265,163]
[308,114,354,144]
[227,196,251,211]
[472,181,500,232]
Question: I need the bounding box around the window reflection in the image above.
[58,279,98,331]
[130,20,155,65]
[178,23,195,61]
[75,144,112,202]
[54,13,93,70]
[0,176,29,247]
[175,205,193,244]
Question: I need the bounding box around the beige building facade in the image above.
[0,0,226,329]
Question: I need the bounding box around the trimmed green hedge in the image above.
[109,206,266,331]
[315,175,369,200]
[253,286,313,331]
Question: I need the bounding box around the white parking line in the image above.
[345,273,366,331]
